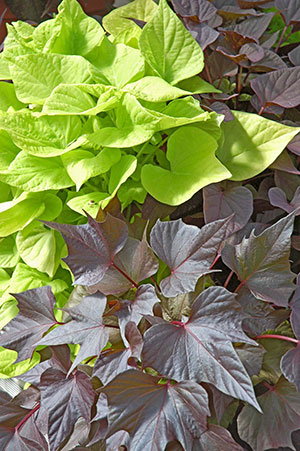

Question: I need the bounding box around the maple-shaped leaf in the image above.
[281,343,300,391]
[0,286,58,362]
[43,213,128,286]
[150,217,231,297]
[88,233,158,295]
[238,377,300,451]
[93,322,143,385]
[39,367,95,451]
[203,183,253,235]
[193,424,243,450]
[142,286,260,410]
[116,284,160,342]
[38,293,109,374]
[290,275,300,338]
[222,212,296,306]
[102,369,210,451]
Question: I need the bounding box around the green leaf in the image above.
[0,130,20,171]
[0,269,11,295]
[90,38,145,88]
[176,75,221,94]
[141,126,231,205]
[124,76,191,102]
[0,81,25,111]
[0,235,20,268]
[16,224,66,277]
[67,192,110,218]
[0,301,18,330]
[0,193,46,237]
[38,193,63,222]
[42,84,119,116]
[47,0,105,56]
[0,151,74,191]
[216,111,300,180]
[118,178,147,209]
[0,348,40,379]
[61,147,121,190]
[87,93,159,147]
[10,53,94,104]
[0,111,82,157]
[103,0,158,36]
[139,0,204,85]
[108,155,138,197]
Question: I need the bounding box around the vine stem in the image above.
[275,25,288,53]
[224,270,234,289]
[255,334,299,344]
[15,403,40,431]
[112,262,139,288]
[258,105,265,116]
[234,280,245,293]
[209,254,221,270]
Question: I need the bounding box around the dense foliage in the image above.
[0,0,300,449]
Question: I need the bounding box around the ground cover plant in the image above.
[0,0,300,449]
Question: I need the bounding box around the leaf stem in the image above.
[209,254,221,270]
[15,403,40,431]
[112,262,139,288]
[258,105,265,116]
[255,334,299,344]
[224,270,234,288]
[234,280,245,293]
[275,25,288,53]
[151,275,161,293]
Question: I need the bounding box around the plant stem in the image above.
[15,403,40,431]
[209,254,220,270]
[112,262,139,288]
[258,105,265,116]
[237,65,243,93]
[224,270,234,288]
[255,334,299,344]
[234,280,245,293]
[151,275,161,292]
[275,25,288,53]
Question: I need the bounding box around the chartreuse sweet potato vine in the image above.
[0,0,299,370]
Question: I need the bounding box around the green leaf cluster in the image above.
[0,0,299,373]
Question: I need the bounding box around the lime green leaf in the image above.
[0,130,20,171]
[139,0,204,85]
[176,75,221,94]
[118,179,147,209]
[42,84,119,115]
[0,235,20,268]
[0,151,74,191]
[124,76,191,101]
[87,93,159,147]
[0,111,82,157]
[141,126,231,205]
[216,111,300,181]
[62,147,121,190]
[0,81,25,111]
[113,26,142,49]
[10,53,94,104]
[0,348,40,379]
[103,0,158,36]
[0,193,45,237]
[38,193,63,222]
[0,269,11,295]
[90,38,145,88]
[16,224,66,277]
[0,301,18,330]
[67,192,109,217]
[0,55,11,80]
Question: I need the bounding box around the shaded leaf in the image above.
[269,186,300,214]
[275,0,300,25]
[281,343,300,391]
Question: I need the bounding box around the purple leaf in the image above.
[39,368,95,450]
[290,275,300,338]
[275,0,300,25]
[238,377,300,451]
[222,212,296,306]
[288,45,300,66]
[0,286,57,362]
[87,233,158,296]
[206,51,238,81]
[268,186,300,214]
[171,0,217,21]
[270,150,300,174]
[249,48,287,71]
[150,217,231,297]
[288,133,300,155]
[281,343,300,391]
[234,12,274,40]
[93,322,143,385]
[38,293,109,374]
[193,424,243,450]
[102,370,210,450]
[116,284,159,342]
[203,183,253,235]
[142,286,261,410]
[183,20,219,50]
[209,102,234,121]
[250,67,300,110]
[43,213,128,286]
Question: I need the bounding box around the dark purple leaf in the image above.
[234,12,274,40]
[0,286,57,362]
[206,51,238,81]
[183,20,219,50]
[240,42,265,62]
[150,217,231,297]
[270,150,300,174]
[142,286,260,410]
[275,0,300,25]
[288,45,300,66]
[38,293,109,374]
[171,0,217,21]
[205,384,234,423]
[222,212,296,306]
[39,368,95,450]
[268,186,300,214]
[250,94,284,114]
[93,322,143,384]
[238,0,274,7]
[235,343,265,376]
[290,275,300,338]
[217,6,258,20]
[116,284,159,341]
[87,233,158,295]
[209,102,234,121]
[250,67,300,110]
[126,17,146,28]
[203,183,253,235]
[0,430,45,451]
[288,133,300,155]
[274,170,300,200]
[43,213,128,286]
[281,343,300,391]
[238,377,300,450]
[102,370,210,450]
[192,424,243,450]
[249,48,287,71]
